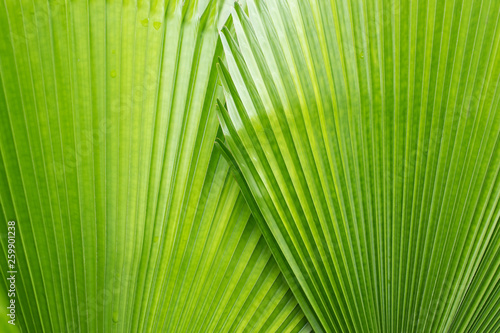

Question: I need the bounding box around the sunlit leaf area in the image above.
[1,0,499,332]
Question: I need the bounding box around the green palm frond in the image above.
[0,0,309,331]
[218,0,500,332]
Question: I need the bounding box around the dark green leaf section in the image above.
[218,0,500,332]
[0,0,309,332]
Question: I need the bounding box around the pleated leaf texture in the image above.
[218,0,500,332]
[0,0,311,332]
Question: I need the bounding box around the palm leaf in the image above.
[0,0,309,331]
[218,0,500,332]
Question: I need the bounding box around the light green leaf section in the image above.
[0,0,309,332]
[0,281,20,333]
[218,0,500,332]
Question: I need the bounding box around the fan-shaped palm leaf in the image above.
[217,0,500,332]
[0,0,309,331]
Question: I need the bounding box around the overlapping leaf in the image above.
[218,0,500,332]
[0,0,309,332]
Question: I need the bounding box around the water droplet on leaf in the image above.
[141,18,149,27]
[110,70,117,78]
[153,22,161,30]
